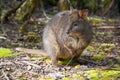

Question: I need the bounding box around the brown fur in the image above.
[16,9,93,67]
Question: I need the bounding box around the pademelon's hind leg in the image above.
[43,37,63,67]
[50,54,63,67]
[43,42,63,67]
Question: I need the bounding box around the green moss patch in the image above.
[0,48,12,58]
[87,46,96,52]
[0,48,24,58]
[91,55,105,62]
[62,70,120,80]
[86,70,120,80]
[89,17,119,27]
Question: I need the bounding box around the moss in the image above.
[58,59,74,65]
[0,48,12,58]
[114,64,120,70]
[89,17,104,23]
[86,70,120,80]
[21,78,28,80]
[63,77,73,80]
[24,32,40,43]
[101,43,115,48]
[45,78,54,80]
[74,65,81,69]
[107,19,119,23]
[45,58,51,63]
[72,74,82,78]
[100,43,116,53]
[91,55,105,62]
[89,17,119,27]
[89,17,104,26]
[98,51,105,55]
[95,31,105,37]
[117,58,120,63]
[86,46,96,52]
[42,70,120,80]
[0,48,24,58]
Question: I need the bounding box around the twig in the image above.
[2,69,10,80]
[40,0,50,19]
[79,57,99,65]
[27,71,39,75]
[19,61,42,69]
[99,63,115,70]
[0,62,14,66]
[65,56,74,67]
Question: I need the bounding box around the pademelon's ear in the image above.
[70,8,78,15]
[79,9,88,20]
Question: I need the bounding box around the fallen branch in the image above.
[79,57,99,65]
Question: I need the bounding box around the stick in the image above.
[2,69,10,80]
[20,61,42,69]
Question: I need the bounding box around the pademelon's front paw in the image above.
[52,61,64,67]
[54,63,64,67]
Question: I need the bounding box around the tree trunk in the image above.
[102,0,114,16]
[58,0,70,11]
[2,0,26,23]
[14,0,38,21]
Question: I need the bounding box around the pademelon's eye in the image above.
[73,22,78,26]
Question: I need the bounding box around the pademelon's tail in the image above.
[15,47,48,57]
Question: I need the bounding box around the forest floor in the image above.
[0,16,120,80]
